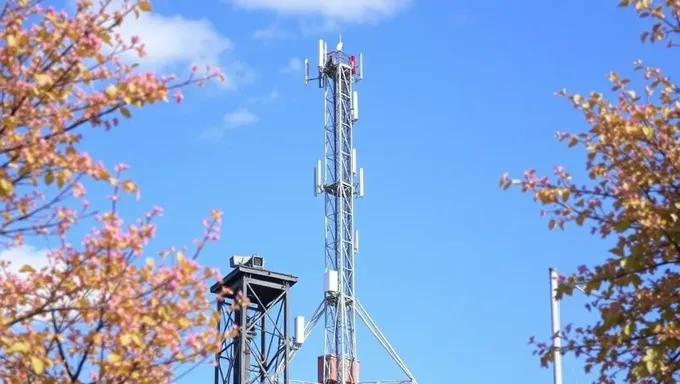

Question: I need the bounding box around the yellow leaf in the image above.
[18,264,35,273]
[44,170,54,185]
[121,179,137,193]
[6,35,16,48]
[159,305,170,319]
[0,178,14,197]
[139,0,152,11]
[35,74,51,87]
[107,353,121,363]
[177,251,185,263]
[30,356,44,374]
[56,171,67,189]
[132,333,143,346]
[7,342,30,353]
[120,107,132,118]
[561,189,570,202]
[120,334,132,346]
[105,85,118,98]
[179,317,190,328]
[141,315,154,326]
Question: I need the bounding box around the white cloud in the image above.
[0,245,101,324]
[220,61,258,90]
[199,109,260,141]
[253,24,295,39]
[117,13,232,70]
[71,0,253,91]
[225,0,411,23]
[0,245,50,274]
[225,109,259,126]
[249,89,279,104]
[281,57,303,73]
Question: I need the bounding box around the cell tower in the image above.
[275,36,418,384]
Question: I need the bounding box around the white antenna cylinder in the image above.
[359,53,363,79]
[324,42,328,61]
[315,160,322,196]
[354,230,359,253]
[352,148,357,175]
[324,270,338,293]
[318,40,324,68]
[549,268,563,384]
[294,316,305,344]
[352,91,359,121]
[304,58,309,85]
[358,168,364,197]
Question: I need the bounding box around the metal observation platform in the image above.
[210,255,298,384]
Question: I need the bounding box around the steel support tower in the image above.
[316,35,360,384]
[212,256,298,384]
[274,36,417,384]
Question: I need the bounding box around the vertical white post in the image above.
[549,268,563,384]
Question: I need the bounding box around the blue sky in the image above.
[10,0,680,382]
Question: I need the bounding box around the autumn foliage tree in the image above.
[501,1,680,383]
[0,0,234,382]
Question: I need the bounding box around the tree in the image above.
[0,0,233,382]
[501,1,680,383]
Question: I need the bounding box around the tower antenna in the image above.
[280,37,418,384]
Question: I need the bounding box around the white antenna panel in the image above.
[318,40,324,68]
[358,168,364,197]
[354,230,359,253]
[324,42,328,60]
[304,58,309,85]
[351,148,357,175]
[359,53,363,79]
[294,316,305,344]
[314,159,322,196]
[352,91,359,121]
[324,270,338,293]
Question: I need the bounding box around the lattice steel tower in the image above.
[274,36,417,384]
[314,34,361,384]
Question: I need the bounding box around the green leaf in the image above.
[614,219,630,232]
[120,107,132,118]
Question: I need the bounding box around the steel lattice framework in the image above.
[320,43,359,384]
[272,37,418,384]
[211,265,298,384]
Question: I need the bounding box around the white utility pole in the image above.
[549,267,563,384]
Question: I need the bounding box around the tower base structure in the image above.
[317,355,360,384]
[210,263,298,384]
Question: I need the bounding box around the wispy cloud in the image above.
[224,0,412,23]
[225,109,260,127]
[199,109,260,142]
[281,57,303,73]
[220,61,258,90]
[249,89,279,105]
[253,24,295,39]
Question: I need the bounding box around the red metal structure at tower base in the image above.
[317,355,360,384]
